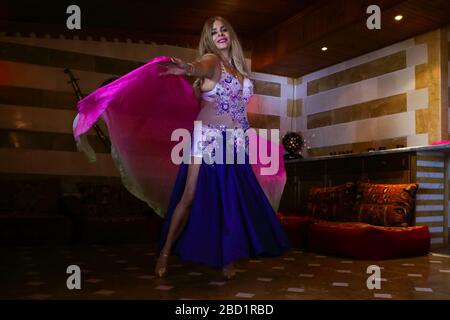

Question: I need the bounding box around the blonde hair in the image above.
[193,16,249,95]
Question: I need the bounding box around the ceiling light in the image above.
[321,46,328,51]
[394,15,403,21]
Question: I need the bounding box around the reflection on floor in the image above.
[1,244,449,300]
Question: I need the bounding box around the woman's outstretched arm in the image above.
[158,53,220,81]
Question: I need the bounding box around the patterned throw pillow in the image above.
[307,182,357,221]
[356,182,418,227]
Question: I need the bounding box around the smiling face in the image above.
[211,19,231,51]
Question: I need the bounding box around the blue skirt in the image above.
[158,132,290,269]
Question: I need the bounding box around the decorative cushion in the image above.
[307,182,358,221]
[356,182,418,227]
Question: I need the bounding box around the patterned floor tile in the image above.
[155,285,174,291]
[235,292,254,298]
[287,287,304,293]
[299,273,314,278]
[257,277,272,282]
[407,274,422,277]
[415,287,433,292]
[94,290,116,295]
[332,282,349,287]
[374,293,392,299]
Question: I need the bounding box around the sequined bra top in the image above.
[196,62,253,131]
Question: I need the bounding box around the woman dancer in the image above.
[72,16,289,281]
[154,16,289,279]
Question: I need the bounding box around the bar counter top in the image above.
[285,143,450,163]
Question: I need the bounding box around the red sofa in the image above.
[277,212,314,248]
[277,182,430,259]
[307,221,429,259]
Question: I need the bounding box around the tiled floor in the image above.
[1,244,449,300]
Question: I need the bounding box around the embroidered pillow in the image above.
[307,182,357,221]
[356,182,418,227]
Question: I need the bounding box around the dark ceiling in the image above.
[1,0,449,77]
[0,0,313,48]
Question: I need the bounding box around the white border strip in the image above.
[416,216,444,223]
[416,205,444,212]
[416,172,444,178]
[418,183,444,189]
[416,194,444,200]
[416,160,444,168]
[429,227,444,233]
[431,238,444,244]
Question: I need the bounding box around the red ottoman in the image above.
[308,221,430,259]
[277,212,314,248]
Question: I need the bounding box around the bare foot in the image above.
[222,263,236,280]
[155,251,170,278]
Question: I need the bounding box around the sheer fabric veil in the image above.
[73,56,287,217]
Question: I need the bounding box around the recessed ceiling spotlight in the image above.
[394,15,403,21]
[321,46,328,51]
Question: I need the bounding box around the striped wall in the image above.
[294,26,450,158]
[447,26,450,232]
[247,72,296,141]
[415,152,448,247]
[446,25,450,127]
[0,32,291,179]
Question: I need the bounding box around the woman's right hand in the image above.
[158,57,189,76]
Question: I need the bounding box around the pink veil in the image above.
[73,56,286,217]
